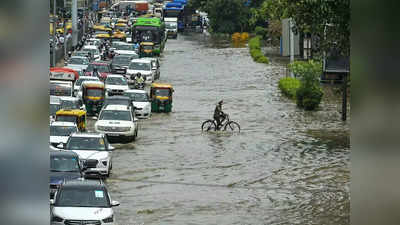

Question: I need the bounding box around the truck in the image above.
[164,17,178,39]
[111,1,149,14]
[163,2,185,31]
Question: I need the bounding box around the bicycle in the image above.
[201,113,241,132]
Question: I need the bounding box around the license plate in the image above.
[159,106,164,110]
[107,133,119,136]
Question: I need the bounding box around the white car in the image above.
[50,179,119,225]
[74,76,100,97]
[104,74,129,96]
[63,133,114,177]
[127,58,154,84]
[83,45,101,61]
[95,104,139,143]
[50,122,78,148]
[124,90,151,119]
[65,56,89,71]
[142,57,160,80]
[85,38,101,47]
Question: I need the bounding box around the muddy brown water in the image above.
[87,33,350,225]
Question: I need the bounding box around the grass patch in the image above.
[248,36,269,64]
[278,77,301,99]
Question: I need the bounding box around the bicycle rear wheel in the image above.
[224,121,241,132]
[202,120,217,132]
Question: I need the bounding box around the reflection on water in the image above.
[87,33,350,225]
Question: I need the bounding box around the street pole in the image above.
[52,0,57,67]
[72,0,78,48]
[64,0,67,60]
[289,18,295,77]
[342,73,348,121]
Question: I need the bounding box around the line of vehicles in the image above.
[49,3,182,224]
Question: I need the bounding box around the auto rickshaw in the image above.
[111,31,127,42]
[55,109,87,131]
[81,81,105,116]
[139,42,155,57]
[114,23,128,32]
[150,83,174,113]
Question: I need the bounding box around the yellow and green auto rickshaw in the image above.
[55,109,87,131]
[81,81,105,116]
[150,83,174,113]
[139,42,155,58]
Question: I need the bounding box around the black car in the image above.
[111,55,137,74]
[50,151,85,199]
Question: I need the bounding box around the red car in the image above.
[84,61,112,80]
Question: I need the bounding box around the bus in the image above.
[132,17,166,55]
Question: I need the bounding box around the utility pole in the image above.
[52,0,57,67]
[289,18,295,77]
[72,0,78,48]
[342,73,348,121]
[63,0,67,60]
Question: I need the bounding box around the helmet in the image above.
[218,100,223,105]
[137,73,141,77]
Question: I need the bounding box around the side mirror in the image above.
[50,199,55,205]
[111,200,120,207]
[108,145,115,151]
[57,143,64,149]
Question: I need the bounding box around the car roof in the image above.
[59,96,79,101]
[50,150,79,158]
[125,89,146,94]
[90,61,109,65]
[62,178,104,188]
[131,58,151,63]
[78,76,100,80]
[103,104,130,111]
[50,121,77,127]
[70,56,87,59]
[106,74,124,78]
[70,132,103,138]
[83,45,98,49]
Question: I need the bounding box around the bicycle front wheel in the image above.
[224,121,241,132]
[202,120,217,132]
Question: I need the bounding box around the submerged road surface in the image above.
[91,34,349,225]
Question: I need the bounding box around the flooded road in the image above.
[93,33,349,225]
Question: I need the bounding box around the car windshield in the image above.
[50,104,61,116]
[112,56,131,65]
[116,45,135,51]
[142,45,153,50]
[106,77,127,85]
[50,155,80,172]
[125,92,148,102]
[56,115,77,123]
[61,100,81,110]
[154,88,170,97]
[119,53,138,59]
[56,187,110,208]
[66,136,106,151]
[50,125,77,136]
[69,57,88,65]
[87,89,104,97]
[73,52,88,57]
[86,64,110,73]
[84,48,100,56]
[166,23,177,29]
[129,62,150,70]
[50,83,72,97]
[100,110,131,121]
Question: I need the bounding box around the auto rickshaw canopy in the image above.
[56,109,86,117]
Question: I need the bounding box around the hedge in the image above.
[278,77,301,99]
[248,36,269,64]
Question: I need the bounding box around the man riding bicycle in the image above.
[214,100,226,129]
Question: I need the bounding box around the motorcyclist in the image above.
[92,67,99,78]
[135,73,145,88]
[214,100,226,129]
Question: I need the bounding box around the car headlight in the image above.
[52,215,63,222]
[102,215,114,223]
[119,127,131,132]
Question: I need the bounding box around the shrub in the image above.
[248,36,269,64]
[288,60,323,110]
[255,26,268,39]
[278,77,301,99]
[296,85,323,110]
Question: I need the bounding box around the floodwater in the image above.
[89,33,350,225]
